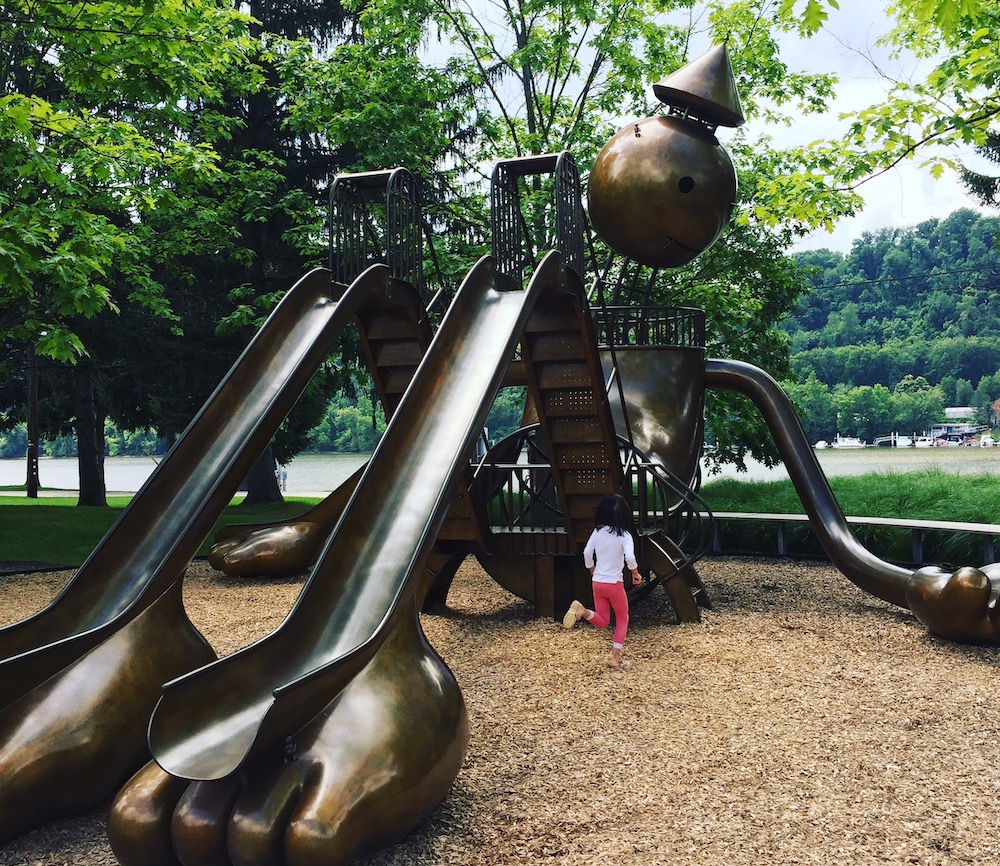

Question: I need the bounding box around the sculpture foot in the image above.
[906,563,1000,643]
[0,583,215,843]
[208,522,325,577]
[109,611,468,866]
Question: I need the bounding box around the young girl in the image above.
[562,493,641,669]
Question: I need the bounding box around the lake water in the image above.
[0,452,371,496]
[2,446,1000,496]
[705,445,1000,483]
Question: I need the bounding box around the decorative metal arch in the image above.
[329,167,423,291]
[489,151,584,286]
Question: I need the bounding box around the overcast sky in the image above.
[764,0,993,253]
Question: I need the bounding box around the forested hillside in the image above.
[783,209,1000,442]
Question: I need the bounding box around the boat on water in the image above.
[912,436,937,448]
[872,433,913,447]
[830,435,867,448]
[813,439,829,449]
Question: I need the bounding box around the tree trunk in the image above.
[242,442,283,505]
[75,358,107,507]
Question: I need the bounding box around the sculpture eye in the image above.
[678,176,695,194]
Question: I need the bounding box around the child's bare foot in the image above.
[562,600,586,629]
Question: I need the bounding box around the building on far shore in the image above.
[930,408,986,443]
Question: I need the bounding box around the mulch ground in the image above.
[1,555,998,866]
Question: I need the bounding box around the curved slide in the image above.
[0,264,397,841]
[147,251,561,780]
[706,357,1000,643]
[104,253,565,866]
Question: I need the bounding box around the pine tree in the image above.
[960,131,1000,208]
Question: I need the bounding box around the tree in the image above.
[1,0,256,503]
[783,372,837,442]
[892,387,944,436]
[0,0,255,359]
[777,0,1000,219]
[961,131,1000,207]
[380,0,851,472]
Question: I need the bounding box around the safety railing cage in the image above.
[329,167,423,294]
[473,428,714,562]
[490,151,585,286]
[593,306,706,349]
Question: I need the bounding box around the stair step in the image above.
[525,305,580,333]
[360,313,417,340]
[536,363,594,390]
[525,333,585,362]
[540,389,597,417]
[373,340,424,367]
[562,469,616,493]
[547,417,601,443]
[552,442,615,465]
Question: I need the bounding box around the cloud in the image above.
[763,0,991,253]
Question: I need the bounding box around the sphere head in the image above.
[587,115,737,268]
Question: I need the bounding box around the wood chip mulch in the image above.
[1,555,998,866]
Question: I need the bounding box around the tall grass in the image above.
[700,468,1000,565]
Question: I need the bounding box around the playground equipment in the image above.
[0,41,999,865]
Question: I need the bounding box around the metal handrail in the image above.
[471,432,715,566]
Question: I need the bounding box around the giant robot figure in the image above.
[0,42,995,866]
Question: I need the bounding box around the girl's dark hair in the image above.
[594,493,631,536]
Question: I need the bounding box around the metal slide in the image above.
[147,252,562,782]
[706,357,1000,643]
[705,357,913,606]
[0,265,400,842]
[0,266,399,701]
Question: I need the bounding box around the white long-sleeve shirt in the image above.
[583,526,638,584]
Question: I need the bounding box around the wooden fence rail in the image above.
[709,511,1000,566]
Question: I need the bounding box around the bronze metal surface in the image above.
[906,564,1000,643]
[209,278,433,579]
[651,42,745,128]
[602,346,706,486]
[0,266,392,708]
[0,265,397,841]
[0,583,214,843]
[109,601,467,866]
[208,465,364,577]
[147,253,562,783]
[587,115,737,268]
[705,358,1000,645]
[705,358,913,607]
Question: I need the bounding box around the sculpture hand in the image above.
[906,563,1000,643]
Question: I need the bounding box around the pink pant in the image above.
[587,581,629,647]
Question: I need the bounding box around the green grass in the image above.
[0,495,322,566]
[6,468,998,568]
[700,467,1000,522]
[700,467,1000,564]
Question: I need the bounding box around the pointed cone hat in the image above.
[652,42,745,128]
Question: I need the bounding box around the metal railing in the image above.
[472,438,714,564]
[592,305,706,348]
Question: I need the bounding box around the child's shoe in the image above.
[608,648,632,670]
[562,600,586,628]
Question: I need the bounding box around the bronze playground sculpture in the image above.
[0,43,997,866]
